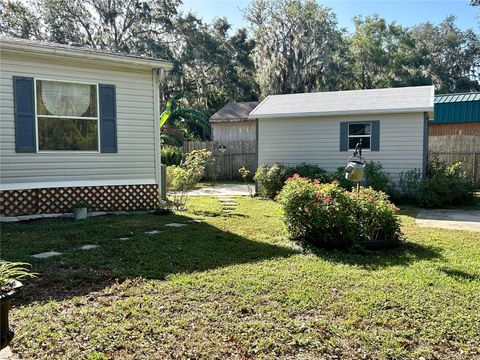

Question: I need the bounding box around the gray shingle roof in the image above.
[210,102,260,122]
[0,36,172,69]
[249,86,434,119]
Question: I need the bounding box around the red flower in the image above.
[316,192,322,199]
[313,179,320,184]
[322,197,332,204]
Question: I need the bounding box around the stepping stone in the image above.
[145,230,160,235]
[79,244,99,250]
[119,237,131,241]
[187,219,202,223]
[165,223,187,228]
[32,251,62,259]
[220,201,237,206]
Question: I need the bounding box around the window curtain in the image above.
[41,81,91,117]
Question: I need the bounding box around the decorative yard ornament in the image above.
[345,140,366,183]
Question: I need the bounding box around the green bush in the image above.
[398,169,423,203]
[354,187,401,243]
[253,163,287,199]
[420,155,474,207]
[166,149,210,209]
[363,161,392,194]
[398,155,474,207]
[161,146,183,166]
[285,163,327,180]
[277,175,401,249]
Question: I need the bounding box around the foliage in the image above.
[203,155,221,183]
[1,0,478,106]
[154,203,173,216]
[285,163,328,180]
[166,166,201,210]
[363,161,393,194]
[239,166,254,197]
[398,155,475,207]
[244,0,347,97]
[354,187,401,243]
[399,169,423,203]
[420,154,475,207]
[278,175,401,248]
[161,146,183,166]
[160,92,210,145]
[0,260,37,292]
[167,149,212,209]
[348,15,430,89]
[253,163,287,199]
[410,16,480,93]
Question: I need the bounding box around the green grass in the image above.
[1,197,479,359]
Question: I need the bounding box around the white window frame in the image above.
[34,78,101,153]
[348,122,371,151]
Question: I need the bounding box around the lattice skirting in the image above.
[0,184,159,216]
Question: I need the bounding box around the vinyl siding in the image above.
[0,51,156,187]
[258,113,425,183]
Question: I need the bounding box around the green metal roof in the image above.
[432,92,480,123]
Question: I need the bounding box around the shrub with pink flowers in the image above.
[277,175,402,249]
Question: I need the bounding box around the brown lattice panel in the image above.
[0,184,159,216]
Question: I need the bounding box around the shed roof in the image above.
[432,92,480,124]
[249,85,434,119]
[210,102,259,122]
[0,36,173,70]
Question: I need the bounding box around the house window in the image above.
[36,80,99,151]
[348,123,371,150]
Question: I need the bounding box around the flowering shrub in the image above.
[353,187,401,243]
[278,175,401,249]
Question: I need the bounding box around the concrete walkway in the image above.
[187,183,252,197]
[416,209,480,232]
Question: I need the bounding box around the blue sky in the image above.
[180,0,479,33]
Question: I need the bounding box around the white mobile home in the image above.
[250,86,434,184]
[0,37,172,216]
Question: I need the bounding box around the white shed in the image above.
[250,86,434,184]
[0,37,172,216]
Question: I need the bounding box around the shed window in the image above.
[348,123,371,150]
[35,80,99,151]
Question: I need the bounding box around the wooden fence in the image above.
[183,141,257,180]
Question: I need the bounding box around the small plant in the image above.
[285,163,327,180]
[239,166,254,197]
[154,203,172,216]
[167,149,211,209]
[0,261,37,294]
[253,163,287,199]
[399,169,423,203]
[161,146,183,166]
[363,161,393,194]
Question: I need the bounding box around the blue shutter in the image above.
[13,76,36,153]
[339,122,348,151]
[99,84,117,153]
[371,120,380,151]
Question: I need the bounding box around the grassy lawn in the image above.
[1,197,479,359]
